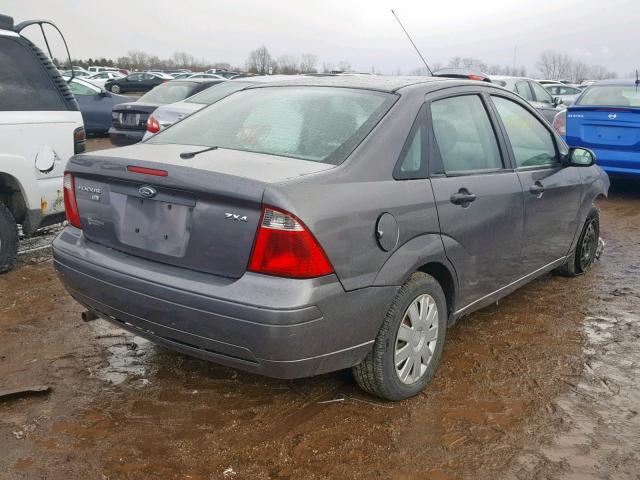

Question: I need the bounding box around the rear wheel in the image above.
[353,272,447,401]
[0,202,19,274]
[110,84,121,94]
[554,206,600,277]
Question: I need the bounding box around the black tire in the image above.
[353,272,448,401]
[0,202,19,274]
[554,206,600,277]
[110,84,121,94]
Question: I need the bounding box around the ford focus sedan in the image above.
[53,77,608,400]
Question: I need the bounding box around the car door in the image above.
[428,91,525,308]
[141,73,158,90]
[68,80,99,132]
[490,94,581,273]
[123,73,141,92]
[530,81,559,123]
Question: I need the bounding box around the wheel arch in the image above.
[0,172,28,224]
[372,233,459,324]
[416,261,456,323]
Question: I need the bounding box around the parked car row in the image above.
[109,78,226,145]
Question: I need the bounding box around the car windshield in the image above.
[149,86,396,164]
[138,82,199,104]
[577,85,640,107]
[185,81,252,104]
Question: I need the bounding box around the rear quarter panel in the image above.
[264,87,448,292]
[0,110,83,216]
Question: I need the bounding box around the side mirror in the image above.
[566,147,596,167]
[98,90,110,97]
[553,96,563,107]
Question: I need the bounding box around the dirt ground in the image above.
[1,138,639,479]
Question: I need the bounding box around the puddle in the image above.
[89,321,155,386]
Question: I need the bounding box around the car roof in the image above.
[237,75,465,93]
[593,78,640,86]
[170,78,226,85]
[489,75,533,82]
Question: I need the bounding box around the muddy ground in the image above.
[1,138,638,479]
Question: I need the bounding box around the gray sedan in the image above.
[53,76,608,400]
[490,75,565,123]
[544,84,583,106]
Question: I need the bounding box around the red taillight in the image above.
[127,165,168,177]
[468,74,486,81]
[63,172,81,228]
[553,110,567,136]
[74,126,86,154]
[248,206,333,279]
[146,115,161,133]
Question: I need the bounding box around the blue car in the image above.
[65,76,132,134]
[554,78,640,177]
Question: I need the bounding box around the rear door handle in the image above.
[450,189,477,207]
[529,182,545,196]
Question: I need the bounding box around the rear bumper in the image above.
[108,127,144,146]
[52,227,397,378]
[588,148,640,176]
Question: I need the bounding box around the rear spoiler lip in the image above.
[568,105,640,112]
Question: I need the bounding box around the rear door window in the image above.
[531,82,553,104]
[430,95,503,174]
[515,81,534,101]
[0,37,66,111]
[492,96,558,167]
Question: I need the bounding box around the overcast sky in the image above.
[4,0,639,76]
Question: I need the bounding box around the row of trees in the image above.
[66,47,619,81]
[536,50,617,83]
[244,46,353,75]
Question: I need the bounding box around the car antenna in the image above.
[636,69,639,92]
[390,9,432,75]
[179,146,218,159]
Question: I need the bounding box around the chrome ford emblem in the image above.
[139,186,157,198]
[608,113,617,120]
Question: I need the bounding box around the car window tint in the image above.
[68,80,97,96]
[0,37,66,111]
[531,82,553,104]
[492,96,558,167]
[515,82,533,101]
[398,125,423,175]
[128,74,140,81]
[186,81,250,104]
[430,95,502,173]
[150,86,395,165]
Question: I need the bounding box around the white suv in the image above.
[0,14,85,272]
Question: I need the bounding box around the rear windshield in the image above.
[577,85,640,107]
[185,81,253,104]
[138,82,200,104]
[149,86,396,164]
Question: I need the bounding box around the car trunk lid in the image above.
[567,106,640,149]
[112,102,159,130]
[66,143,334,278]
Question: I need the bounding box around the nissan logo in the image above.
[139,185,157,198]
[608,113,617,120]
